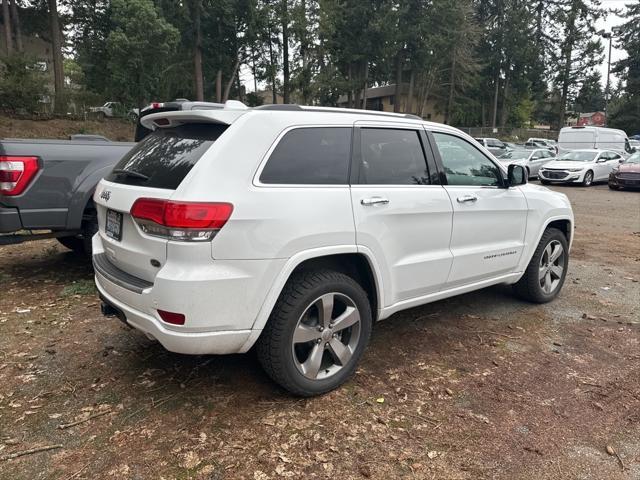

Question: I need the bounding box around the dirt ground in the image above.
[0,182,638,480]
[0,117,134,142]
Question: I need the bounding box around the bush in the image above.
[0,54,48,114]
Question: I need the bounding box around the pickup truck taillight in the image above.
[130,198,233,242]
[0,156,39,196]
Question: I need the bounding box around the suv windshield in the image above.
[106,123,227,189]
[558,151,597,162]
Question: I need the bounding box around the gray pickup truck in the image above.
[0,138,135,253]
[1,100,227,254]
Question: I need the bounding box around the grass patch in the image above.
[61,279,96,297]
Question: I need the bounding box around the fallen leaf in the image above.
[376,397,385,404]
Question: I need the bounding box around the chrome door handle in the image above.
[457,195,478,203]
[361,197,390,206]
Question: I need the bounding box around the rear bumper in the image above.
[92,234,284,355]
[96,280,257,354]
[0,205,22,233]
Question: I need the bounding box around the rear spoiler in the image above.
[141,101,249,130]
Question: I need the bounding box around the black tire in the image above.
[514,227,569,303]
[57,235,85,253]
[257,269,372,396]
[540,179,551,185]
[582,170,594,187]
[609,183,620,190]
[56,209,98,256]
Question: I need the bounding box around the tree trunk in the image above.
[393,53,403,113]
[2,0,12,54]
[281,0,290,103]
[47,0,65,114]
[444,50,457,125]
[267,23,277,103]
[223,56,241,102]
[9,0,21,52]
[192,0,204,101]
[407,69,415,114]
[500,68,511,127]
[558,0,578,129]
[491,70,500,129]
[361,62,368,110]
[216,70,222,102]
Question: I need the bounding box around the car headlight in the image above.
[567,168,584,172]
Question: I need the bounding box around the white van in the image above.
[558,126,633,157]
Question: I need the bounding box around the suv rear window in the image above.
[260,127,352,184]
[107,123,226,189]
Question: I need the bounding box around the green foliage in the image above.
[0,54,48,114]
[609,1,640,134]
[105,0,179,107]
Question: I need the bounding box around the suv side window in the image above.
[260,127,352,184]
[431,132,502,187]
[359,128,431,185]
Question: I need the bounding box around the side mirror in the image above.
[508,164,527,186]
[619,158,625,163]
[596,158,607,163]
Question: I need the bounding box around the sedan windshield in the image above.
[558,151,597,162]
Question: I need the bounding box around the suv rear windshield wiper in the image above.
[112,168,150,181]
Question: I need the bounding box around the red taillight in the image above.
[130,198,233,241]
[157,309,185,325]
[0,156,39,196]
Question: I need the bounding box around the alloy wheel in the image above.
[539,240,565,294]
[291,292,361,380]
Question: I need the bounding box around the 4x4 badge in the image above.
[100,190,111,201]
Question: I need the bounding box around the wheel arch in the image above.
[248,247,384,337]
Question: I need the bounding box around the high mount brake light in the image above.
[0,156,39,196]
[130,198,233,242]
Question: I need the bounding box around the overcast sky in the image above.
[596,0,630,89]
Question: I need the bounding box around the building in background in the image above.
[577,111,606,126]
[337,84,444,123]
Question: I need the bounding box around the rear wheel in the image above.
[582,170,594,187]
[56,208,98,256]
[514,227,568,303]
[257,270,372,396]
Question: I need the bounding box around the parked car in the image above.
[498,148,556,179]
[558,126,633,158]
[526,138,557,154]
[0,137,135,252]
[93,104,574,396]
[629,139,640,152]
[89,101,138,120]
[474,137,509,157]
[609,151,640,190]
[538,149,624,186]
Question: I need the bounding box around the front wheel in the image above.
[514,227,569,303]
[257,270,372,396]
[582,170,594,187]
[609,183,619,190]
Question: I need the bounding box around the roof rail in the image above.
[254,104,422,121]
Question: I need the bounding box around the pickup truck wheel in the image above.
[56,211,98,255]
[57,236,85,253]
[257,270,372,397]
[514,227,568,303]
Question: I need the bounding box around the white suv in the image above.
[93,103,574,396]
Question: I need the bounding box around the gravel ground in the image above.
[0,182,638,479]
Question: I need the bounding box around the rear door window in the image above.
[358,128,431,185]
[259,127,352,184]
[108,123,227,189]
